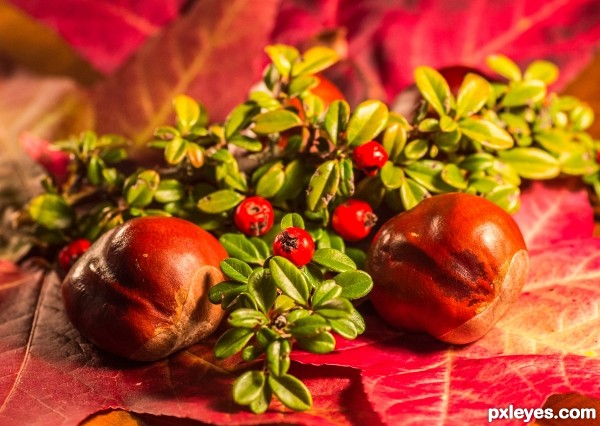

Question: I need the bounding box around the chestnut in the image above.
[366,192,528,344]
[61,216,228,361]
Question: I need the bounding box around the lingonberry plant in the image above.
[15,43,600,413]
[209,214,372,413]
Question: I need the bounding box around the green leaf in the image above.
[155,179,184,203]
[312,281,343,307]
[459,153,495,171]
[485,184,520,213]
[333,270,373,300]
[256,164,285,198]
[197,189,244,214]
[173,94,199,133]
[400,178,430,210]
[249,237,271,260]
[125,170,160,208]
[456,73,491,118]
[225,102,261,138]
[292,46,339,76]
[439,115,458,132]
[404,139,429,160]
[338,157,355,197]
[253,110,303,134]
[468,176,498,194]
[248,268,277,315]
[328,317,358,340]
[164,137,188,165]
[265,44,299,77]
[268,374,312,411]
[324,100,350,145]
[288,75,319,97]
[249,382,272,414]
[316,297,354,319]
[273,294,296,313]
[228,135,263,152]
[441,163,468,189]
[346,100,389,147]
[281,213,304,230]
[312,248,356,272]
[307,160,340,211]
[497,147,561,179]
[228,309,266,328]
[296,331,336,354]
[486,54,522,81]
[559,150,598,176]
[87,155,104,185]
[266,339,291,377]
[220,258,253,283]
[345,247,366,270]
[208,281,246,305]
[380,161,405,190]
[28,194,74,230]
[270,256,310,304]
[382,122,407,162]
[534,130,577,154]
[219,233,263,264]
[303,263,324,289]
[414,66,452,116]
[214,328,254,359]
[459,118,514,150]
[348,308,366,334]
[233,371,265,406]
[524,60,559,85]
[502,80,546,107]
[210,148,235,164]
[273,159,307,202]
[290,315,330,338]
[570,105,595,131]
[404,160,454,193]
[418,118,439,133]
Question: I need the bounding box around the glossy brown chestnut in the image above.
[366,192,528,344]
[61,216,228,361]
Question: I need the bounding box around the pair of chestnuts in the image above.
[61,192,528,362]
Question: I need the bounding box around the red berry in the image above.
[58,238,91,271]
[352,141,388,176]
[272,227,315,267]
[332,199,378,241]
[234,196,275,237]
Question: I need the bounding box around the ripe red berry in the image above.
[332,199,378,241]
[352,141,388,176]
[234,196,275,237]
[272,227,315,267]
[58,238,91,271]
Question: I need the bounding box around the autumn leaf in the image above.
[92,0,280,151]
[271,0,600,104]
[292,180,600,424]
[5,0,185,74]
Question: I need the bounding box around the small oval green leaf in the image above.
[347,100,389,147]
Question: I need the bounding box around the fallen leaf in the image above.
[6,0,185,74]
[534,392,600,425]
[92,0,280,152]
[0,262,381,425]
[271,0,600,104]
[291,180,600,424]
[0,0,100,84]
[512,179,594,251]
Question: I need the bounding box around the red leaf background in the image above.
[1,181,599,425]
